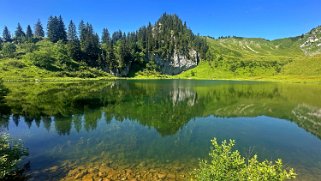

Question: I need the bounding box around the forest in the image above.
[0,13,208,77]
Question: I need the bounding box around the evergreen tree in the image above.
[2,26,12,42]
[106,43,117,71]
[67,20,78,41]
[79,23,100,66]
[47,16,59,42]
[15,23,26,40]
[67,20,81,61]
[112,30,123,43]
[26,25,33,41]
[78,20,86,43]
[34,19,45,38]
[101,28,110,44]
[47,16,67,43]
[58,16,67,42]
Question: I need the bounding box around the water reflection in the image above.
[1,80,321,180]
[1,80,320,138]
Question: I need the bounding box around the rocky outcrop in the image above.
[300,26,321,56]
[154,49,199,75]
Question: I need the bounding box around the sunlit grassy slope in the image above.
[175,28,321,82]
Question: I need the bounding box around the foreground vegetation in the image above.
[0,133,28,179]
[194,138,296,181]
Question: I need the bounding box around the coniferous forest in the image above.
[0,13,208,77]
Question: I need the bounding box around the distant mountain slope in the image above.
[176,26,321,80]
[207,25,321,59]
[214,37,303,58]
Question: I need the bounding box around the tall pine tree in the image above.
[67,20,81,61]
[67,20,78,41]
[79,23,100,67]
[58,16,67,42]
[15,23,25,37]
[34,19,45,38]
[26,25,33,41]
[2,26,12,42]
[101,28,110,44]
[47,16,67,43]
[15,23,25,43]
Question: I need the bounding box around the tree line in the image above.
[0,13,208,76]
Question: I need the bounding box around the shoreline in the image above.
[1,75,321,85]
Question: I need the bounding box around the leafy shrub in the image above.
[193,138,296,181]
[19,43,37,53]
[0,133,28,179]
[1,43,17,58]
[5,60,26,69]
[27,50,57,70]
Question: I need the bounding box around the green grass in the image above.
[170,36,321,83]
[0,58,115,82]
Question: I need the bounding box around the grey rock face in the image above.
[300,26,321,56]
[154,49,199,75]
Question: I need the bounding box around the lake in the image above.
[1,80,321,180]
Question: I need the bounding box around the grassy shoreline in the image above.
[2,74,321,84]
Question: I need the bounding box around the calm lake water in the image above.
[1,80,321,180]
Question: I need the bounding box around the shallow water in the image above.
[1,80,321,180]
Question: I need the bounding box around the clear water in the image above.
[1,80,321,180]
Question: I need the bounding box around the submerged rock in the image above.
[58,160,192,181]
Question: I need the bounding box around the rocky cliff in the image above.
[300,26,321,56]
[154,50,199,75]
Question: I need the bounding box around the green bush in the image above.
[0,133,28,179]
[1,43,17,58]
[193,138,296,181]
[27,50,56,70]
[5,60,26,69]
[19,43,37,53]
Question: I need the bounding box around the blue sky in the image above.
[0,0,321,40]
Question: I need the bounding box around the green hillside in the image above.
[176,26,321,82]
[1,13,321,82]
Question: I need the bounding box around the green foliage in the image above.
[1,43,17,58]
[4,60,26,69]
[0,14,207,78]
[79,22,100,66]
[193,138,296,181]
[101,28,111,44]
[14,23,26,43]
[25,25,34,42]
[26,40,78,71]
[34,19,45,38]
[2,13,321,80]
[27,49,56,70]
[19,42,37,53]
[2,26,12,42]
[0,133,28,179]
[47,16,67,43]
[0,79,9,111]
